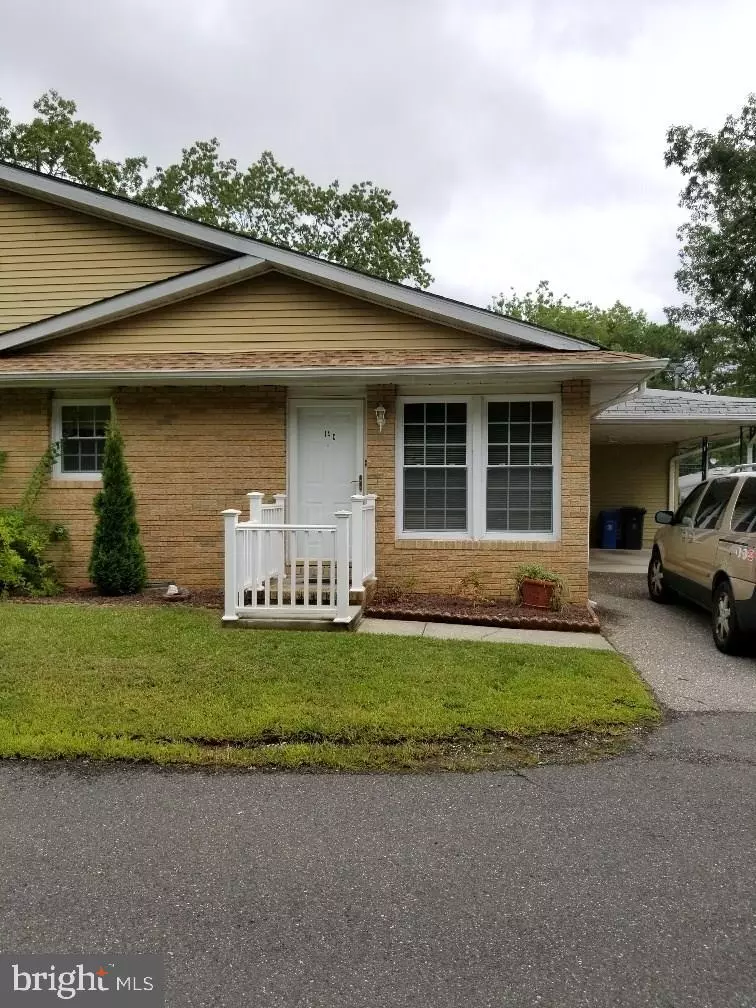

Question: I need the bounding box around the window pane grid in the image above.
[486,400,554,533]
[487,400,553,467]
[59,404,110,474]
[403,402,468,532]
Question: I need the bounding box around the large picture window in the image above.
[52,400,111,478]
[398,396,560,540]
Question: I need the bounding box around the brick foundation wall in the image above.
[0,386,286,587]
[366,381,591,604]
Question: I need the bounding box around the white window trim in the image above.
[51,398,112,481]
[395,393,562,542]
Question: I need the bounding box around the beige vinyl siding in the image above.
[590,442,676,547]
[0,188,222,332]
[47,272,499,353]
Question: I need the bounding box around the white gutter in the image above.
[595,414,756,424]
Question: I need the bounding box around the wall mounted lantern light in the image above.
[375,404,387,433]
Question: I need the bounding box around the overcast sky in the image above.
[1,0,754,318]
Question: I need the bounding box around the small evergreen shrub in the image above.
[88,422,147,595]
[0,446,67,597]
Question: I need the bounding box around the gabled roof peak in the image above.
[0,160,601,354]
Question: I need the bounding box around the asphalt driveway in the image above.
[1,714,754,1008]
[591,573,756,712]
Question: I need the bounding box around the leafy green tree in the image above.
[0,90,146,197]
[0,91,431,286]
[140,141,432,285]
[89,423,147,596]
[491,281,694,388]
[491,281,754,394]
[665,94,756,340]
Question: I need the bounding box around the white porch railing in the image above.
[222,492,376,623]
[350,492,376,590]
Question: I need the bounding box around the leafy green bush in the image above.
[0,445,67,597]
[88,422,147,595]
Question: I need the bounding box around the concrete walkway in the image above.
[358,617,613,650]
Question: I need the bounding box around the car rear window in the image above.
[730,479,756,533]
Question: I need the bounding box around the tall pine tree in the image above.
[89,421,147,595]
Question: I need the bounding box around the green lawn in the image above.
[0,603,660,770]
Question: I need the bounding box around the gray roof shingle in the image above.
[598,387,756,421]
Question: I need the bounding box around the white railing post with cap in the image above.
[221,508,241,621]
[247,491,264,523]
[350,494,365,593]
[334,510,352,620]
[364,494,377,578]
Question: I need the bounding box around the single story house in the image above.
[2,159,749,621]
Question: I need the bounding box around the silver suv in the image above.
[649,467,756,654]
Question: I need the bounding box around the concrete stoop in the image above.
[223,605,364,632]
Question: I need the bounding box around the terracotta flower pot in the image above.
[519,577,555,610]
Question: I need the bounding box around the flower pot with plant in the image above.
[514,564,565,611]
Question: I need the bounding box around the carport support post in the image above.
[701,437,709,481]
[222,509,241,622]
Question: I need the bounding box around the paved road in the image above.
[592,573,756,712]
[1,715,754,1008]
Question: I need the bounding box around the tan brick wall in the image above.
[2,383,590,601]
[366,380,591,604]
[590,441,676,547]
[0,387,286,587]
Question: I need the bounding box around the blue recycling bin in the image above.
[598,509,620,549]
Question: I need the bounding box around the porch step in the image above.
[225,604,364,632]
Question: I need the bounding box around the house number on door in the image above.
[324,429,336,440]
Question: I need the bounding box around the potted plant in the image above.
[514,564,565,611]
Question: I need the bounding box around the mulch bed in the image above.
[6,586,224,609]
[7,587,600,633]
[366,592,601,633]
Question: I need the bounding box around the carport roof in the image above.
[592,387,756,444]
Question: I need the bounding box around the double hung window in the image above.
[52,400,111,478]
[398,396,559,540]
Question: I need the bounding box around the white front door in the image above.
[291,402,364,525]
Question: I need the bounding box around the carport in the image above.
[589,387,756,569]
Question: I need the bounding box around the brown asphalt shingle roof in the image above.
[0,348,654,374]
